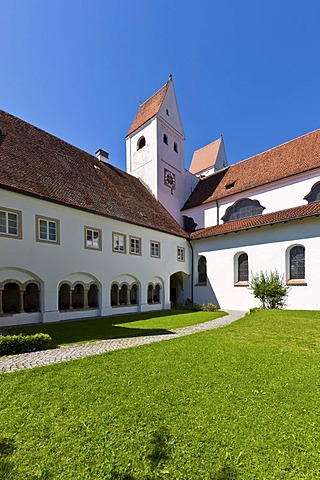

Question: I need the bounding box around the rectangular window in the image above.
[85,227,102,250]
[113,232,126,253]
[177,247,185,262]
[36,215,60,244]
[130,236,141,255]
[0,208,22,238]
[150,241,160,258]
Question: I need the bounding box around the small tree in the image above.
[249,270,289,309]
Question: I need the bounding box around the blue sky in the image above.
[1,0,320,171]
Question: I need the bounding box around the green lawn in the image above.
[1,310,320,479]
[8,309,227,346]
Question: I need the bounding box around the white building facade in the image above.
[1,76,320,326]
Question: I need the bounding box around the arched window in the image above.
[111,284,118,307]
[59,283,70,310]
[222,198,265,223]
[154,284,161,303]
[173,142,178,153]
[238,253,249,282]
[289,246,305,280]
[88,284,98,308]
[2,282,20,314]
[137,136,146,150]
[130,284,138,304]
[304,182,320,204]
[147,284,153,304]
[163,134,168,145]
[24,283,40,313]
[198,256,207,284]
[119,284,128,305]
[72,284,84,309]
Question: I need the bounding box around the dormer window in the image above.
[163,134,168,145]
[137,136,146,150]
[225,182,235,190]
[173,142,178,153]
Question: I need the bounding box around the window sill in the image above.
[286,279,307,286]
[234,281,249,287]
[195,282,207,287]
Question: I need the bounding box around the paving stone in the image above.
[0,310,246,373]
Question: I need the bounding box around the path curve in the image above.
[0,310,246,373]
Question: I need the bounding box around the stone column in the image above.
[0,289,3,316]
[126,288,131,305]
[69,288,74,310]
[19,288,25,313]
[116,288,119,306]
[84,287,89,309]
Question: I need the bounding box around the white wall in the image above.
[0,189,191,326]
[202,170,320,228]
[192,217,320,310]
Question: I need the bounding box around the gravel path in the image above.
[0,310,246,373]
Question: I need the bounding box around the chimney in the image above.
[95,148,109,163]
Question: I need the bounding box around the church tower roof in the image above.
[189,137,223,175]
[126,78,170,137]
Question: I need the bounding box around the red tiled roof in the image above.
[126,82,169,137]
[183,129,320,210]
[190,202,320,240]
[0,110,188,238]
[189,138,221,175]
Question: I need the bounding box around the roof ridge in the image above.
[0,109,97,162]
[194,137,221,152]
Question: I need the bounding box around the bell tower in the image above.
[126,76,191,225]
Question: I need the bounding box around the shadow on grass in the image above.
[8,310,184,347]
[0,437,15,478]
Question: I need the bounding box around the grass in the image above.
[0,310,320,479]
[7,309,227,346]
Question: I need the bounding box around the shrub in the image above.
[249,270,290,309]
[0,333,52,356]
[201,303,218,312]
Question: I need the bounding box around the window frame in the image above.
[234,252,249,286]
[173,141,178,153]
[287,245,306,285]
[177,246,185,262]
[84,226,102,251]
[35,215,60,244]
[112,232,126,254]
[197,256,207,285]
[0,206,22,239]
[150,240,160,258]
[129,235,142,256]
[163,133,168,145]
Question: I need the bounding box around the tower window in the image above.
[163,134,168,145]
[137,136,146,150]
[173,142,178,153]
[166,109,169,116]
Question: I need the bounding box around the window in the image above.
[0,207,22,238]
[150,241,160,258]
[304,182,320,204]
[237,253,249,283]
[36,215,59,244]
[222,198,265,223]
[289,246,305,280]
[198,256,207,284]
[85,227,102,250]
[137,136,146,150]
[177,247,185,262]
[113,232,126,253]
[166,109,169,116]
[173,142,178,153]
[130,236,141,255]
[163,133,168,145]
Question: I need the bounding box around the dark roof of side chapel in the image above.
[0,109,188,238]
[183,128,320,210]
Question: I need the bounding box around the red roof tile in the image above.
[190,202,320,239]
[189,138,221,175]
[0,110,188,238]
[126,82,169,137]
[183,129,320,210]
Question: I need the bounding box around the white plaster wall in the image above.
[192,218,320,311]
[181,204,205,230]
[0,189,191,326]
[126,119,158,197]
[203,170,320,228]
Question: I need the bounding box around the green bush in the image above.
[249,270,290,309]
[201,303,218,312]
[0,333,52,356]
